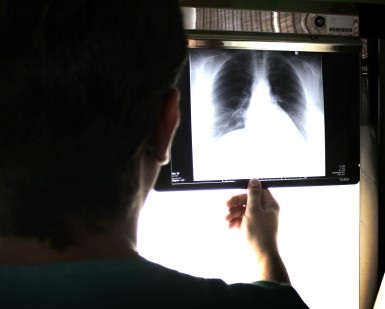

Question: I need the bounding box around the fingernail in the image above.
[249,178,259,187]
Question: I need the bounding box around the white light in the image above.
[182,7,196,30]
[374,273,385,309]
[138,184,359,308]
[273,12,280,33]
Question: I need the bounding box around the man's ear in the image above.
[154,88,180,165]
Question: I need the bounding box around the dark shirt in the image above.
[0,257,308,308]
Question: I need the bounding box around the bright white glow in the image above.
[374,274,385,309]
[273,12,280,33]
[205,41,352,53]
[181,7,196,30]
[138,184,359,308]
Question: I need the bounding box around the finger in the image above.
[246,178,263,212]
[228,218,242,229]
[226,193,247,208]
[225,206,246,222]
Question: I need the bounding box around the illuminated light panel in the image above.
[138,184,359,308]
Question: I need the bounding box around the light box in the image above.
[156,39,361,190]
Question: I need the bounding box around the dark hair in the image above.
[0,0,187,248]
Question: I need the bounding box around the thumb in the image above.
[246,178,263,213]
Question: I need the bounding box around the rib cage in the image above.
[210,50,310,139]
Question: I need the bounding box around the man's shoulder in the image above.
[0,258,308,308]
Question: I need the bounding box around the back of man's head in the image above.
[0,0,186,248]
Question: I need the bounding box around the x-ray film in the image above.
[190,49,325,181]
[155,43,360,190]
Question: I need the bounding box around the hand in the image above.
[226,178,290,283]
[226,178,279,255]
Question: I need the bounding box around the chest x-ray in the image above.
[189,49,325,181]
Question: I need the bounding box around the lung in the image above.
[263,53,308,139]
[211,51,255,138]
[210,50,309,139]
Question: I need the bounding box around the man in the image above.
[0,1,308,308]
